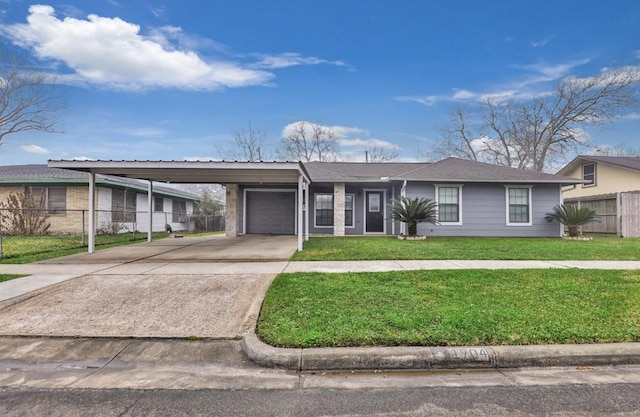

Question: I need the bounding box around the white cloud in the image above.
[530,36,553,48]
[339,138,398,149]
[397,59,592,106]
[2,5,273,90]
[183,156,219,161]
[620,112,640,120]
[251,52,348,70]
[281,121,367,139]
[70,156,96,161]
[119,127,166,137]
[20,144,49,154]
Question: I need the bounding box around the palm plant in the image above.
[390,196,438,237]
[545,204,599,237]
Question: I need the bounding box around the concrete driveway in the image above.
[0,234,297,338]
[36,234,298,264]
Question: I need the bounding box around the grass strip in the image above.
[291,236,640,261]
[258,269,640,348]
[0,274,27,283]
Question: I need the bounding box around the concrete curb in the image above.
[241,334,640,371]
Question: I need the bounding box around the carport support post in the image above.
[88,171,95,253]
[304,182,309,241]
[147,181,153,242]
[298,175,304,251]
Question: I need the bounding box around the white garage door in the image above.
[245,191,296,235]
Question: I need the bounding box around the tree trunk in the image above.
[408,223,417,236]
[567,225,579,237]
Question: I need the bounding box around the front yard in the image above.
[291,236,640,261]
[257,269,640,348]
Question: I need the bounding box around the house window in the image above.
[27,186,67,213]
[506,186,532,226]
[112,189,137,223]
[154,197,164,212]
[345,194,354,227]
[172,200,187,223]
[583,163,596,186]
[314,193,355,227]
[315,194,333,227]
[436,186,461,224]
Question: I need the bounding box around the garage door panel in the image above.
[246,191,295,234]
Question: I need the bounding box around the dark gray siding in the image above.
[407,182,562,237]
[308,183,403,235]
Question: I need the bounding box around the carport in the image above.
[47,160,312,252]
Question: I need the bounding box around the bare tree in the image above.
[424,66,640,171]
[217,120,268,161]
[365,146,399,162]
[0,49,65,147]
[588,143,639,157]
[277,121,339,162]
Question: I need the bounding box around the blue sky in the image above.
[0,0,638,167]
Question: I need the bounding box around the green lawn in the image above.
[291,236,640,261]
[0,232,172,264]
[257,269,640,348]
[0,274,26,283]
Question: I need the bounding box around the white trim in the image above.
[435,184,463,226]
[581,162,597,188]
[505,185,533,226]
[313,193,334,229]
[363,189,387,234]
[242,188,298,235]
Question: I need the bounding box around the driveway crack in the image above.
[63,339,133,388]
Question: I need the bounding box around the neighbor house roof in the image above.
[0,164,199,201]
[557,155,640,176]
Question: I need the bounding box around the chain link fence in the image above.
[0,208,225,261]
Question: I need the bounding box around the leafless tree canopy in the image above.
[217,120,268,162]
[424,66,640,171]
[365,146,399,162]
[277,121,339,162]
[0,49,65,146]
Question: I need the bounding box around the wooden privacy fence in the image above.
[565,192,640,237]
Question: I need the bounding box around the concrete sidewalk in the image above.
[4,258,640,305]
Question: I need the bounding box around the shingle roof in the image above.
[306,158,582,184]
[304,162,428,182]
[0,164,199,200]
[574,156,640,171]
[404,157,580,183]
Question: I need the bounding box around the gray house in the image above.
[49,157,583,251]
[235,158,583,238]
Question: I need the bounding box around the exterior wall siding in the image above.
[307,183,402,235]
[562,162,640,199]
[407,182,562,237]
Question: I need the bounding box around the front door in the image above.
[365,191,384,233]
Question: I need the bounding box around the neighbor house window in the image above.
[314,193,355,227]
[112,189,137,223]
[154,196,164,212]
[315,194,333,227]
[436,185,462,224]
[172,200,187,223]
[506,186,532,226]
[583,163,596,186]
[27,186,67,213]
